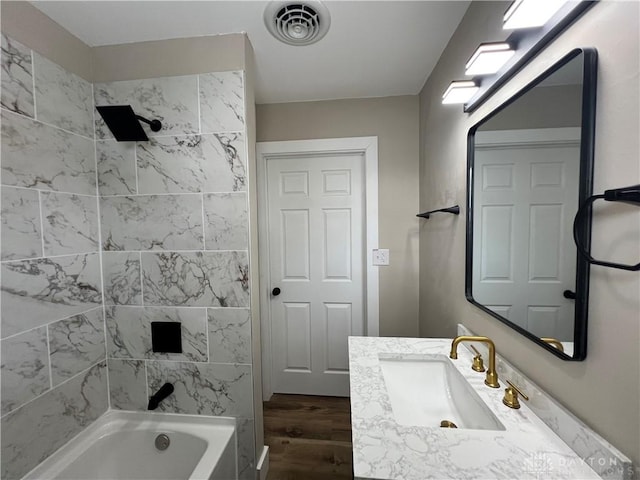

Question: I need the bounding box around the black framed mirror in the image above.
[466,48,597,361]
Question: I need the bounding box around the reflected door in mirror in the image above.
[473,129,579,350]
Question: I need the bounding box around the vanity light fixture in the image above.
[465,43,515,76]
[503,0,568,30]
[442,81,479,104]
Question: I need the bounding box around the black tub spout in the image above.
[148,383,174,410]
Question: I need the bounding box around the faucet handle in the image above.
[503,380,529,409]
[469,345,485,372]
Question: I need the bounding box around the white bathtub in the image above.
[24,411,237,480]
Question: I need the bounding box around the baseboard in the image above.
[256,445,269,480]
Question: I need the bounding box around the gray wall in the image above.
[1,33,108,480]
[482,84,582,130]
[419,0,639,465]
[0,1,92,80]
[257,96,421,337]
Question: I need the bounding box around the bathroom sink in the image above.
[378,353,505,430]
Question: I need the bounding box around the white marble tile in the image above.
[142,251,249,307]
[1,34,34,117]
[107,359,147,411]
[94,75,198,139]
[208,308,251,364]
[146,361,252,417]
[1,109,96,195]
[1,186,43,261]
[100,195,204,251]
[33,53,93,138]
[1,327,50,415]
[49,308,106,386]
[106,306,208,362]
[41,191,99,256]
[237,418,256,480]
[1,362,107,480]
[1,253,102,338]
[199,71,244,133]
[136,133,247,194]
[102,252,142,305]
[204,193,248,250]
[97,140,137,195]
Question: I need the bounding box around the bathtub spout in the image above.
[148,383,174,410]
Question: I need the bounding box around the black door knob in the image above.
[563,290,576,300]
[272,287,281,296]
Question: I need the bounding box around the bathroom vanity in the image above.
[348,335,629,480]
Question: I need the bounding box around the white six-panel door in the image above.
[266,153,364,396]
[473,128,580,340]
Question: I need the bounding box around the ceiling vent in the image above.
[264,1,331,46]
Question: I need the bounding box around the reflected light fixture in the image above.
[503,0,568,30]
[465,43,515,76]
[442,81,479,104]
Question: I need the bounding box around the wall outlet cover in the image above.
[373,249,390,266]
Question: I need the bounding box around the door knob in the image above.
[563,290,576,300]
[272,287,281,296]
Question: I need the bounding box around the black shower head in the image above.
[96,105,162,142]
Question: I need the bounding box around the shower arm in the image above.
[135,115,162,132]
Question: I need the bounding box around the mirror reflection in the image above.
[467,50,596,360]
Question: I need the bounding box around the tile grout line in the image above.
[1,106,95,142]
[31,47,37,120]
[0,358,105,420]
[93,129,244,140]
[0,306,104,342]
[1,250,102,264]
[1,107,243,143]
[204,308,211,363]
[103,302,112,410]
[0,186,246,198]
[45,325,53,390]
[144,359,149,403]
[139,251,145,308]
[2,248,251,264]
[134,140,140,195]
[92,191,247,198]
[107,356,249,366]
[92,85,112,411]
[104,305,248,310]
[37,190,46,258]
[201,192,208,252]
[0,185,100,198]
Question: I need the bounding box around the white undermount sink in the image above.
[379,353,505,430]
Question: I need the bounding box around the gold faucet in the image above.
[540,337,565,353]
[449,336,500,388]
[469,345,485,372]
[502,380,529,409]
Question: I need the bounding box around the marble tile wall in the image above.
[1,33,108,480]
[96,69,255,479]
[1,32,255,480]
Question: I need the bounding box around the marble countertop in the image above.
[348,336,601,480]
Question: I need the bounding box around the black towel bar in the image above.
[416,205,460,219]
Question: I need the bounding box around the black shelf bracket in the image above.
[416,205,460,219]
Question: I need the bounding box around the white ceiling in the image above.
[31,1,470,104]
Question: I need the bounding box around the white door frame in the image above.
[257,136,379,401]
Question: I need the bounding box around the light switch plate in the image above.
[372,249,390,266]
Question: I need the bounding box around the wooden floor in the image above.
[264,394,353,480]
